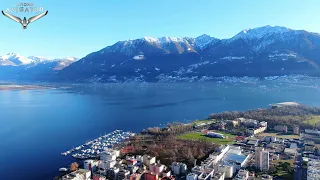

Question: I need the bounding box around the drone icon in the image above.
[2,10,48,29]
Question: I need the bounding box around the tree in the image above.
[185,149,195,165]
[69,162,79,172]
[281,162,291,172]
[268,165,277,174]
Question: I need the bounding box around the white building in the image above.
[264,136,277,143]
[307,157,320,180]
[149,163,165,175]
[211,172,225,180]
[99,160,116,169]
[162,170,171,177]
[209,145,230,164]
[235,169,249,180]
[191,166,203,175]
[217,165,233,178]
[255,148,269,171]
[180,163,188,174]
[186,173,198,180]
[238,118,258,127]
[113,149,120,157]
[83,159,99,171]
[293,126,300,134]
[198,169,214,180]
[171,162,187,175]
[246,126,266,135]
[100,151,116,161]
[172,162,181,175]
[106,167,119,180]
[62,169,91,180]
[84,160,93,170]
[143,155,156,166]
[206,132,225,138]
[136,155,143,162]
[117,169,130,180]
[260,121,267,127]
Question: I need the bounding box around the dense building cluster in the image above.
[62,149,177,180]
[59,109,320,180]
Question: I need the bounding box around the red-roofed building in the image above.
[235,136,245,141]
[121,145,135,155]
[93,174,106,180]
[143,173,158,180]
[127,159,138,166]
[161,176,175,180]
[130,173,142,180]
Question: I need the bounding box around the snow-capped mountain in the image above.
[230,25,292,41]
[58,25,320,82]
[53,57,78,70]
[2,25,320,82]
[102,36,197,57]
[193,34,218,49]
[0,53,78,67]
[0,53,34,66]
[28,56,53,63]
[0,54,78,80]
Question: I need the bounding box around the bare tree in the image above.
[69,162,79,172]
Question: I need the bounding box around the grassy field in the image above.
[273,159,295,166]
[177,131,235,145]
[258,132,300,139]
[304,115,320,126]
[270,159,295,180]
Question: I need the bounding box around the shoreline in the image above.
[0,84,55,90]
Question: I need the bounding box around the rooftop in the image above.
[62,169,90,180]
[223,153,247,165]
[290,143,298,149]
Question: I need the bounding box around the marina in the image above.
[60,130,135,159]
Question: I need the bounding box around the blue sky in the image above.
[0,0,319,59]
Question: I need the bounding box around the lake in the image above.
[1,79,320,179]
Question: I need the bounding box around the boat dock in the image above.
[61,130,135,159]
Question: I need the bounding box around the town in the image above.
[55,102,320,180]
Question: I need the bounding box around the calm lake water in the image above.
[1,80,320,179]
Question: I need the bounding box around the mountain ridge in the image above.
[57,25,320,82]
[2,25,320,82]
[0,53,79,80]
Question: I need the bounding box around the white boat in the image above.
[59,167,68,172]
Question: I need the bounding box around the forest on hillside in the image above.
[209,105,320,129]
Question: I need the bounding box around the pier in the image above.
[61,130,135,159]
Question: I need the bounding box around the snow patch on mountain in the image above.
[133,55,145,60]
[252,39,275,52]
[64,57,78,61]
[0,53,78,67]
[28,56,52,63]
[220,56,245,60]
[194,34,218,49]
[2,53,33,65]
[231,25,291,41]
[189,61,209,69]
[269,52,297,61]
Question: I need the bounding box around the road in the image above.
[294,142,303,180]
